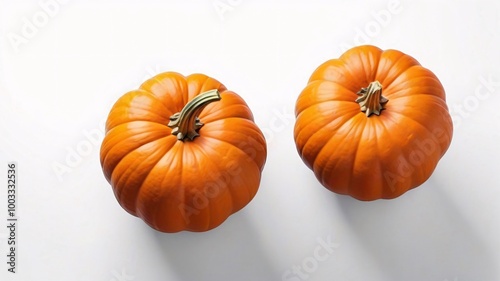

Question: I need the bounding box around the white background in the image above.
[1,0,499,280]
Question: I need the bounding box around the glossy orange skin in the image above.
[294,45,453,201]
[100,72,266,232]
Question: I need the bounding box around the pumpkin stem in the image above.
[168,89,221,141]
[356,81,389,117]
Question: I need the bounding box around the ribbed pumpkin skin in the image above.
[294,45,453,201]
[100,72,266,232]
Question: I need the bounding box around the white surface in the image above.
[1,0,499,280]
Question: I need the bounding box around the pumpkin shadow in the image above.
[149,211,278,281]
[336,179,497,280]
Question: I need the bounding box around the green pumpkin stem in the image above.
[356,81,388,117]
[168,89,221,141]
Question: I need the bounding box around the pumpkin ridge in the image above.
[103,123,170,155]
[387,95,449,116]
[200,102,254,123]
[387,100,445,135]
[386,118,434,189]
[199,75,217,97]
[324,59,357,89]
[347,116,380,198]
[185,142,222,231]
[356,47,381,84]
[201,134,264,170]
[203,118,266,148]
[113,138,175,214]
[383,110,444,155]
[296,100,357,121]
[203,118,266,144]
[191,140,236,217]
[125,107,171,124]
[384,85,446,100]
[384,72,445,100]
[110,104,171,126]
[383,109,443,189]
[374,112,410,195]
[141,72,187,111]
[336,60,362,92]
[148,141,186,231]
[178,142,187,230]
[295,81,359,114]
[314,113,364,187]
[132,89,175,118]
[106,118,171,133]
[187,74,228,102]
[105,119,169,137]
[316,80,354,95]
[173,73,190,107]
[138,142,189,232]
[295,102,355,144]
[102,122,172,179]
[375,50,409,87]
[200,136,255,215]
[369,119,385,199]
[342,115,368,194]
[107,90,172,128]
[309,59,358,86]
[338,46,381,90]
[186,74,208,103]
[299,104,359,161]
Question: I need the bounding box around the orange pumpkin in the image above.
[100,72,267,232]
[294,45,453,200]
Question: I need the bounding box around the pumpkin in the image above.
[100,72,267,232]
[294,45,453,201]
